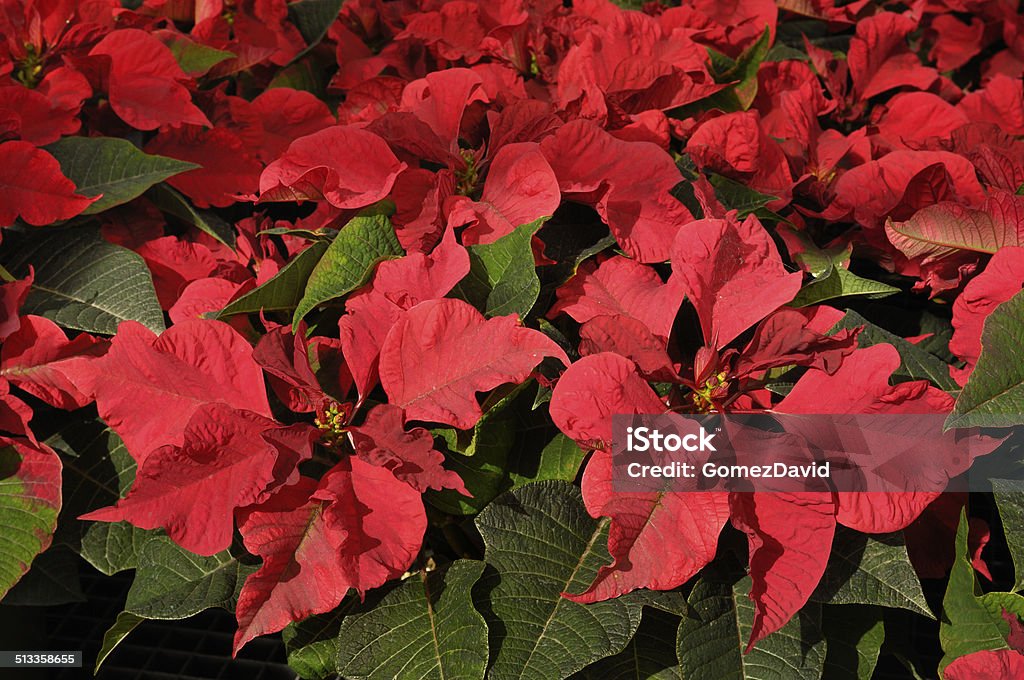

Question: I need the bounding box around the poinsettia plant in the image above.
[3,0,1024,677]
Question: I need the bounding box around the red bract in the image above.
[540,119,694,262]
[258,126,406,208]
[59,319,272,463]
[379,298,567,428]
[89,28,211,131]
[551,353,731,602]
[446,142,560,245]
[0,315,107,409]
[348,403,467,494]
[670,214,802,349]
[233,458,426,653]
[81,404,316,556]
[145,126,263,209]
[6,0,1024,674]
[0,141,95,225]
[945,649,1024,679]
[340,225,469,401]
[847,13,937,101]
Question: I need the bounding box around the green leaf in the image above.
[474,481,642,680]
[980,591,1024,621]
[719,27,773,110]
[790,265,900,307]
[572,607,683,680]
[678,566,827,680]
[124,536,255,619]
[992,478,1024,592]
[218,241,329,318]
[287,0,344,63]
[165,37,234,76]
[44,137,198,215]
[810,527,933,619]
[96,612,145,672]
[508,432,587,490]
[822,605,884,680]
[428,389,521,515]
[765,43,809,62]
[830,309,959,392]
[0,226,165,335]
[148,183,235,248]
[283,611,346,680]
[0,443,61,600]
[708,173,777,216]
[337,561,489,680]
[452,219,546,318]
[293,214,403,327]
[268,56,328,95]
[45,418,148,576]
[939,509,1010,672]
[949,290,1024,428]
[430,383,569,515]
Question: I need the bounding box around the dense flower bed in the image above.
[2,0,1024,677]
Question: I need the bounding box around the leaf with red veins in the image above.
[340,225,469,400]
[233,458,426,654]
[539,119,694,263]
[0,315,108,410]
[886,190,1024,264]
[379,298,567,429]
[89,28,212,131]
[258,126,406,208]
[735,308,859,378]
[349,403,467,494]
[145,126,263,209]
[847,13,937,101]
[0,142,97,226]
[0,273,32,341]
[549,255,684,341]
[81,404,316,556]
[669,214,802,350]
[253,324,325,413]
[250,88,336,163]
[57,319,272,464]
[730,491,836,649]
[945,650,1024,680]
[949,247,1024,385]
[447,142,561,246]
